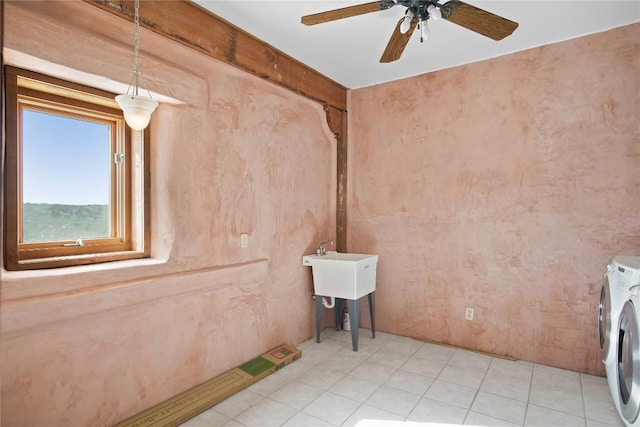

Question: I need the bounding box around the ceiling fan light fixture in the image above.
[399,9,414,34]
[420,19,430,42]
[427,4,442,20]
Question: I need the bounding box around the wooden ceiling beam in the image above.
[82,0,347,112]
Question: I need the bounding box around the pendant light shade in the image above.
[117,0,157,131]
[115,94,158,131]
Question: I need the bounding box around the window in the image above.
[4,67,150,270]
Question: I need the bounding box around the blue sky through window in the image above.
[22,109,110,205]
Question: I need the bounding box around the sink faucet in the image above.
[316,240,334,256]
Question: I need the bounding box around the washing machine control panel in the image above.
[612,257,640,293]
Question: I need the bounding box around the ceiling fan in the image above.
[301,0,518,63]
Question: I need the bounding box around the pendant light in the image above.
[115,0,158,131]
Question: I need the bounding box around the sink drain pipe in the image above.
[321,296,335,309]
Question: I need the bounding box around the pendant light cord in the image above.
[115,0,158,131]
[133,0,140,95]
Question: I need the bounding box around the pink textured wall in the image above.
[349,24,640,375]
[1,2,335,426]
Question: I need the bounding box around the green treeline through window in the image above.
[22,203,109,243]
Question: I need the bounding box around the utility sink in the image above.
[302,251,378,300]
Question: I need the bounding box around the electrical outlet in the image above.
[240,233,249,248]
[465,307,474,321]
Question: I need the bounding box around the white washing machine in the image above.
[601,261,627,366]
[617,284,640,426]
[601,256,640,426]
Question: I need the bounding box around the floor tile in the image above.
[586,416,625,427]
[212,389,264,418]
[534,363,581,379]
[471,391,527,424]
[185,329,624,427]
[324,329,355,343]
[365,384,422,417]
[335,344,376,363]
[302,391,360,425]
[298,340,343,365]
[341,404,404,427]
[298,365,346,390]
[488,358,533,381]
[248,371,292,396]
[584,396,626,426]
[383,369,434,395]
[316,349,368,374]
[326,329,379,355]
[370,331,402,344]
[366,348,412,369]
[438,363,487,389]
[532,364,582,393]
[481,370,531,402]
[448,349,493,372]
[281,412,337,427]
[349,360,397,385]
[329,374,380,402]
[529,387,584,416]
[327,332,380,358]
[234,397,297,426]
[525,404,585,427]
[425,379,478,409]
[581,373,607,385]
[413,342,456,364]
[180,409,232,427]
[399,355,445,378]
[379,336,422,356]
[296,338,317,350]
[407,396,468,424]
[275,359,318,379]
[269,381,324,410]
[582,374,613,402]
[464,410,522,426]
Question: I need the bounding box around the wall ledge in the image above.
[1,259,269,335]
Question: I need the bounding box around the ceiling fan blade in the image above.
[302,1,393,26]
[380,19,417,63]
[442,0,518,41]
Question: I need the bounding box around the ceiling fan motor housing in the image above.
[393,0,459,22]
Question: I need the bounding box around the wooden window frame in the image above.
[4,66,150,270]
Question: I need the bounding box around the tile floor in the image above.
[182,328,624,427]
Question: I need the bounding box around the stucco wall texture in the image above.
[349,23,640,376]
[2,1,639,425]
[1,2,335,426]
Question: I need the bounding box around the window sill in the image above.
[11,250,149,271]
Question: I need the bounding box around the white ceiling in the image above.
[193,0,640,89]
